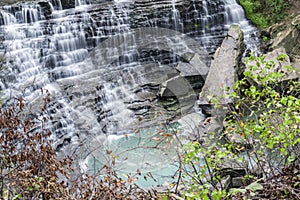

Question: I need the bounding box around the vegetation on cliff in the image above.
[238,0,290,28]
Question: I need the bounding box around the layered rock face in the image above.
[0,0,257,186]
[131,0,227,33]
[262,13,300,78]
[0,0,255,152]
[268,15,300,57]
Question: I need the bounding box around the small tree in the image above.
[0,90,71,199]
[180,54,300,199]
[0,90,158,199]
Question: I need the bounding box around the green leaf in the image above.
[288,133,295,140]
[288,155,295,163]
[28,186,34,192]
[12,194,22,200]
[245,182,263,192]
[277,54,287,61]
[250,86,256,93]
[2,189,8,200]
[212,189,226,200]
[288,100,293,107]
[230,188,247,194]
[281,97,288,105]
[284,65,294,72]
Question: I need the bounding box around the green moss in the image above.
[262,35,270,42]
[238,0,289,29]
[250,13,269,28]
[238,0,268,28]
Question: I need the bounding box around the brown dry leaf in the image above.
[161,132,173,137]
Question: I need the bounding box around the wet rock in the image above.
[133,91,157,102]
[188,53,209,76]
[45,55,57,69]
[61,0,75,9]
[38,1,52,19]
[158,52,209,114]
[159,75,190,97]
[176,62,198,77]
[159,75,198,114]
[55,137,71,151]
[231,177,245,188]
[127,102,151,111]
[216,168,247,190]
[0,52,5,66]
[177,112,205,142]
[181,52,195,62]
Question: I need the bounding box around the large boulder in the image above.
[198,24,244,105]
[176,53,209,77]
[158,52,209,115]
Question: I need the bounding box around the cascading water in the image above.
[171,0,183,31]
[0,0,258,187]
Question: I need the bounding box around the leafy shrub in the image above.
[229,54,299,171]
[180,55,300,199]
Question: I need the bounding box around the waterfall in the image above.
[0,10,17,25]
[224,0,258,52]
[75,0,88,7]
[0,0,258,187]
[171,0,183,31]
